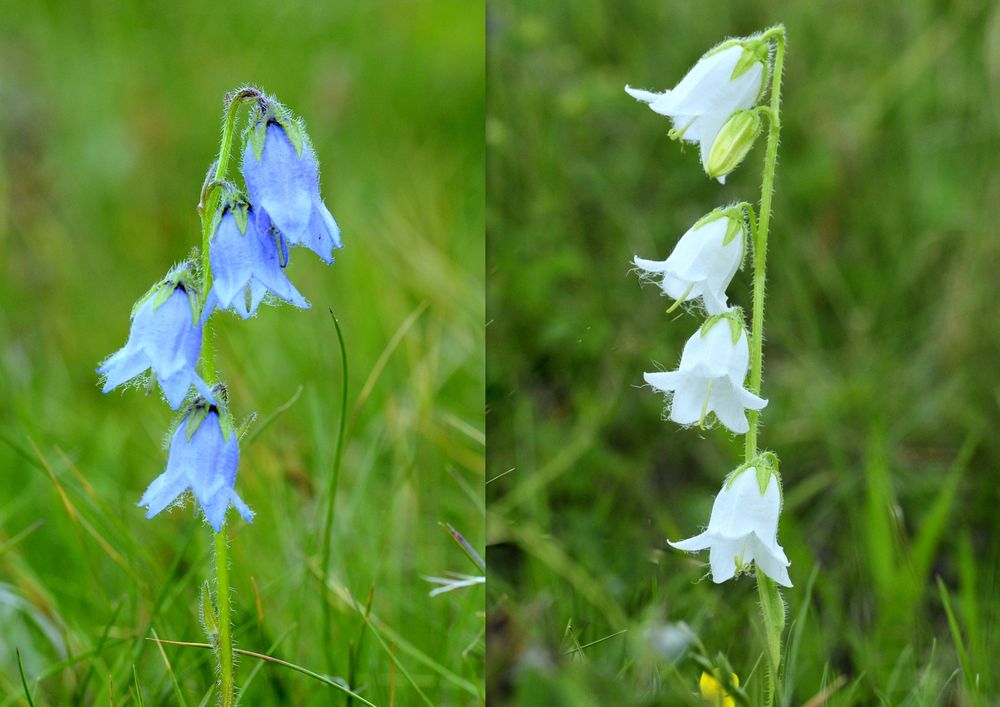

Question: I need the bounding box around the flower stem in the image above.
[745,25,786,706]
[214,530,234,707]
[198,88,261,707]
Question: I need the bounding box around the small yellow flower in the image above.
[699,670,739,707]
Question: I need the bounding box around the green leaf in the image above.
[201,582,219,643]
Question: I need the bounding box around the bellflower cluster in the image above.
[98,88,341,533]
[628,28,792,592]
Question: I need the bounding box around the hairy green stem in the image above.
[745,25,786,706]
[214,531,234,707]
[198,88,260,707]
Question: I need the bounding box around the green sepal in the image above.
[249,119,268,162]
[185,404,211,441]
[731,39,768,80]
[278,115,305,158]
[692,207,728,231]
[721,209,745,247]
[151,282,175,311]
[132,262,199,324]
[219,409,235,443]
[724,451,781,497]
[236,411,257,440]
[201,582,219,643]
[700,307,745,344]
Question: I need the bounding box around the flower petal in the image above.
[669,377,706,426]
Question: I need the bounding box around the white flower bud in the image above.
[705,109,762,183]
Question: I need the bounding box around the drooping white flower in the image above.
[625,41,767,182]
[634,209,744,315]
[669,465,791,587]
[644,313,766,434]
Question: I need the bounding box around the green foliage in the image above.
[0,1,484,704]
[486,0,1000,704]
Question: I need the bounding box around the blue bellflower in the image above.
[242,122,342,264]
[98,284,213,410]
[139,408,253,532]
[204,207,310,320]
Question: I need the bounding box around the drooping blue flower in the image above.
[242,121,342,264]
[138,407,253,532]
[98,275,214,410]
[203,205,310,320]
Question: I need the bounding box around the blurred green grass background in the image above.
[0,1,484,705]
[486,0,1000,704]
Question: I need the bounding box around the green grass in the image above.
[486,0,1000,704]
[0,2,484,705]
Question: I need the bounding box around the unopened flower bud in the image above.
[706,109,762,183]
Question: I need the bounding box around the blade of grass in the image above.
[16,649,36,707]
[936,577,981,705]
[321,311,350,670]
[440,522,484,574]
[147,638,376,707]
[149,628,189,707]
[244,385,303,445]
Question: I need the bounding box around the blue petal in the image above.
[98,345,150,393]
[294,201,341,264]
[209,213,255,311]
[141,289,201,379]
[138,469,189,519]
[242,123,317,245]
[228,489,254,524]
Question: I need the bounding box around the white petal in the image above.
[668,531,713,552]
[661,274,703,303]
[709,471,781,538]
[662,223,709,277]
[633,255,669,273]
[657,46,742,117]
[734,386,768,411]
[709,382,750,434]
[624,85,662,104]
[751,533,792,587]
[725,329,751,382]
[669,377,706,426]
[707,538,744,583]
[644,370,682,392]
[700,284,730,316]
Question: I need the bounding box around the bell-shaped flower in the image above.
[98,271,214,410]
[625,41,767,182]
[204,204,310,320]
[644,313,766,434]
[669,465,791,587]
[634,209,744,315]
[242,121,342,264]
[138,404,253,533]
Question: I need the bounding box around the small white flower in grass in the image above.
[669,461,791,587]
[625,40,767,182]
[634,207,745,315]
[644,311,766,434]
